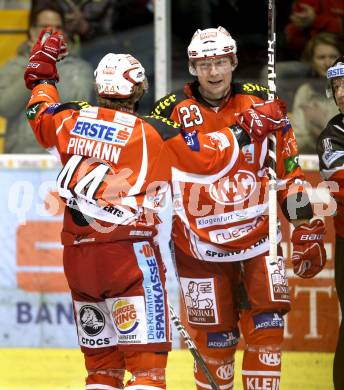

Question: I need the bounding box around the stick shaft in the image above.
[169,305,221,390]
[267,0,278,265]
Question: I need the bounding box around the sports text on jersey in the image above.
[71,118,133,146]
[152,94,177,116]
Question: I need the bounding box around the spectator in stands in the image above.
[0,0,93,154]
[53,0,115,42]
[55,0,155,114]
[285,0,344,59]
[291,32,344,154]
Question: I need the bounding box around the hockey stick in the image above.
[267,0,278,265]
[169,304,221,390]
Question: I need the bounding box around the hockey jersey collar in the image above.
[183,80,233,110]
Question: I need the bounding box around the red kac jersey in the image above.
[27,83,244,238]
[152,82,308,261]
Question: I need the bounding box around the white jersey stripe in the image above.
[128,120,148,195]
[86,384,121,390]
[195,378,233,389]
[242,370,281,377]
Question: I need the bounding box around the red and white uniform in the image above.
[28,84,242,235]
[153,82,306,262]
[152,81,309,390]
[26,83,244,389]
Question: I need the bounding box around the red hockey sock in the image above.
[240,311,283,390]
[124,351,167,389]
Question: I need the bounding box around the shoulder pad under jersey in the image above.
[151,91,185,117]
[53,100,91,115]
[317,114,344,171]
[233,82,271,100]
[318,114,344,144]
[143,114,181,140]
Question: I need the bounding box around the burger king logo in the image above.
[112,299,139,334]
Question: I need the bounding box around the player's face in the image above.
[312,43,340,77]
[333,77,344,114]
[194,56,234,102]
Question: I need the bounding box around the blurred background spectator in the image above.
[0,0,93,154]
[51,0,155,113]
[290,32,344,154]
[171,0,293,84]
[285,0,344,59]
[38,0,115,43]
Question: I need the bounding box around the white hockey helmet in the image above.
[94,53,147,98]
[326,56,344,100]
[187,26,238,76]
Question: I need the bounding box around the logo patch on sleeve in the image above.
[207,328,240,348]
[284,155,299,173]
[253,312,284,330]
[26,103,41,120]
[45,103,61,114]
[181,130,200,151]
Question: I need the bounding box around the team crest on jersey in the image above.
[79,305,106,336]
[112,299,139,334]
[209,170,256,205]
[180,278,219,325]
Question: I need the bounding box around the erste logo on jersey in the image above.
[71,118,133,146]
[112,299,139,334]
[209,170,256,205]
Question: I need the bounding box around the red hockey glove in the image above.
[236,99,288,142]
[291,219,327,278]
[24,28,68,90]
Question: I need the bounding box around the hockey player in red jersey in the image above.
[23,29,288,390]
[152,26,327,390]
